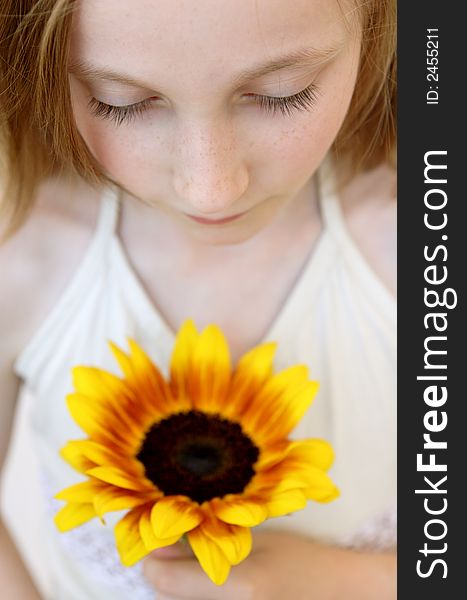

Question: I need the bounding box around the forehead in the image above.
[70,0,352,81]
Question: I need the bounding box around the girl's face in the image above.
[69,0,361,244]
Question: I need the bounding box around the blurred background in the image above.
[1,387,49,596]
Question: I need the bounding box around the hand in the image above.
[142,529,396,600]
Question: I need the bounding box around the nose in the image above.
[172,119,249,215]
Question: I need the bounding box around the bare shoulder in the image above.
[338,162,397,296]
[0,176,101,359]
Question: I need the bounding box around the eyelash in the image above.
[88,83,320,126]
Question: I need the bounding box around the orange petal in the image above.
[186,324,232,413]
[77,441,155,486]
[151,496,203,539]
[66,394,135,452]
[84,394,153,451]
[241,366,319,445]
[187,525,231,585]
[69,440,139,473]
[93,486,157,518]
[210,496,268,527]
[71,366,157,446]
[224,342,277,420]
[127,339,176,413]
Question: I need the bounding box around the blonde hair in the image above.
[0,0,396,239]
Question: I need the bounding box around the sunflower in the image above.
[55,320,339,585]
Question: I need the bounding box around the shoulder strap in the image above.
[316,154,397,313]
[316,154,342,234]
[317,154,362,247]
[95,185,121,241]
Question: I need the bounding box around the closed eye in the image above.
[87,96,156,126]
[87,83,321,126]
[245,83,320,116]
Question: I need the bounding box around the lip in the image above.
[184,211,247,225]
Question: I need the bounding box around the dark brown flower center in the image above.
[136,410,259,504]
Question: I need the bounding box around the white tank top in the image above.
[10,159,396,600]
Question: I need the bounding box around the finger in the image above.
[150,540,194,559]
[144,556,231,600]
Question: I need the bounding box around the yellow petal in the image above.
[260,459,340,505]
[170,319,199,407]
[188,325,232,413]
[54,479,107,503]
[87,466,153,492]
[303,477,340,503]
[256,439,334,472]
[242,367,319,445]
[210,496,268,527]
[266,489,307,518]
[254,460,339,506]
[201,516,252,566]
[54,502,97,532]
[151,496,203,539]
[139,508,182,551]
[114,505,151,566]
[252,473,306,494]
[224,342,277,420]
[235,342,277,386]
[187,525,231,585]
[60,441,98,474]
[139,507,158,549]
[108,342,135,380]
[289,463,336,488]
[127,339,161,380]
[290,439,335,471]
[72,366,126,401]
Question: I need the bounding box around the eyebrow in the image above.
[68,43,344,90]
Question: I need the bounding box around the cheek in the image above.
[69,81,160,193]
[262,61,360,185]
[267,128,317,179]
[257,110,341,188]
[75,113,162,194]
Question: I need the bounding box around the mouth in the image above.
[184,211,247,225]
